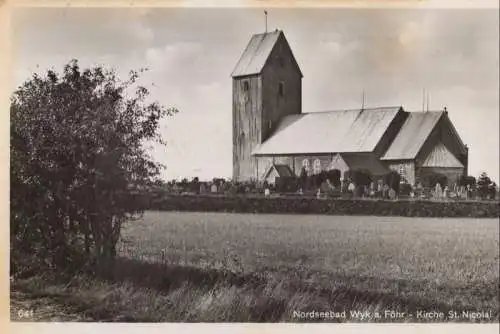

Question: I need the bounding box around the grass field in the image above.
[12,211,499,322]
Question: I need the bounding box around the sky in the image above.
[11,7,499,182]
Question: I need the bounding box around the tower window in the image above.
[243,81,249,92]
[278,81,284,97]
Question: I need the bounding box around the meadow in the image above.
[12,211,499,322]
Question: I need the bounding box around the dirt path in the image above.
[10,290,93,322]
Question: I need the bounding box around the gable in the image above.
[439,112,467,155]
[262,32,303,78]
[263,164,293,179]
[252,107,402,155]
[422,142,464,168]
[231,30,302,78]
[329,154,349,171]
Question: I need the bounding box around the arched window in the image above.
[302,159,310,172]
[313,159,321,175]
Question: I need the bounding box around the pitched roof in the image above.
[422,142,464,168]
[231,30,303,78]
[264,164,294,178]
[381,111,444,160]
[252,107,402,155]
[231,30,281,77]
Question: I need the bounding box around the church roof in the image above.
[381,111,444,160]
[231,30,302,77]
[252,107,403,155]
[422,142,464,168]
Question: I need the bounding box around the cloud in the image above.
[145,42,202,73]
[130,21,155,43]
[12,8,499,181]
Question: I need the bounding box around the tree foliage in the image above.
[326,169,341,187]
[384,171,401,192]
[10,60,178,274]
[477,172,496,199]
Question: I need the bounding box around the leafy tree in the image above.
[327,169,341,187]
[384,171,401,193]
[477,172,494,199]
[10,59,177,274]
[298,167,307,190]
[353,169,372,187]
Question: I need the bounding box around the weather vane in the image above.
[264,10,268,33]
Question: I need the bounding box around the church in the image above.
[231,30,468,186]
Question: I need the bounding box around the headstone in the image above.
[264,188,270,197]
[383,184,389,198]
[443,186,449,198]
[435,183,443,199]
[210,183,218,193]
[378,179,383,192]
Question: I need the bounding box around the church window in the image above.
[243,81,249,92]
[302,159,310,172]
[278,81,284,97]
[313,159,322,175]
[399,164,406,183]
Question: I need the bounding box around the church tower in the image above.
[231,30,303,181]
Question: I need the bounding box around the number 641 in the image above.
[17,309,34,318]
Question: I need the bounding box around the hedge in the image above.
[145,194,500,218]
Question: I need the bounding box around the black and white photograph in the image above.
[6,0,500,330]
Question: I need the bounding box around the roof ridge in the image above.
[252,30,281,37]
[301,106,401,115]
[406,110,444,114]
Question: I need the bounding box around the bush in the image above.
[384,171,401,193]
[399,183,413,196]
[327,169,341,187]
[276,177,298,193]
[345,169,372,187]
[477,172,495,199]
[149,194,500,218]
[10,60,177,274]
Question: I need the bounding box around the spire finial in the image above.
[264,10,268,33]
